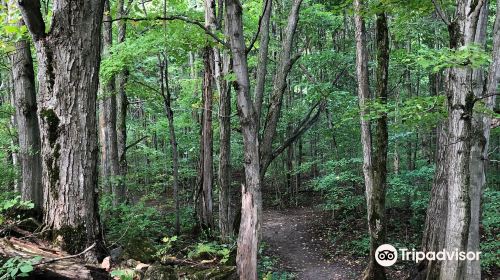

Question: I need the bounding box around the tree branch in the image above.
[245,0,271,54]
[106,16,229,48]
[35,243,96,265]
[270,100,323,162]
[17,0,46,40]
[125,136,148,151]
[432,0,451,26]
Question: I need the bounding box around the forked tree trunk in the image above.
[18,0,105,261]
[99,0,121,206]
[8,6,43,210]
[225,0,262,278]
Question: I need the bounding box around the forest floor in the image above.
[262,207,362,279]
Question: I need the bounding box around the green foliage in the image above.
[110,269,134,280]
[0,256,41,279]
[412,45,491,72]
[187,242,232,264]
[100,196,164,261]
[0,195,35,225]
[154,235,178,259]
[481,189,500,271]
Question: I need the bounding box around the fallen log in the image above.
[0,237,110,280]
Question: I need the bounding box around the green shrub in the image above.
[0,256,41,279]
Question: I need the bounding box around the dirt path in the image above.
[262,207,362,280]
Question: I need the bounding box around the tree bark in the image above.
[260,0,303,176]
[440,1,485,278]
[225,0,262,278]
[116,0,133,202]
[99,0,121,206]
[8,6,43,210]
[218,12,233,240]
[253,0,272,122]
[467,1,500,278]
[18,0,105,261]
[360,11,390,280]
[159,53,181,235]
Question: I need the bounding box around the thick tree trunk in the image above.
[411,129,448,280]
[18,0,105,261]
[99,0,121,206]
[360,11,390,280]
[467,1,500,278]
[225,0,262,278]
[9,13,42,210]
[440,1,485,278]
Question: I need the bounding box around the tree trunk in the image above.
[440,1,485,278]
[159,53,181,235]
[18,0,105,261]
[225,0,262,278]
[218,20,233,240]
[360,11,390,280]
[260,0,303,175]
[116,0,132,202]
[99,0,121,206]
[8,9,42,210]
[467,1,500,278]
[254,0,272,122]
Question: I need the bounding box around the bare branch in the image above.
[106,16,229,48]
[246,0,271,54]
[35,243,96,265]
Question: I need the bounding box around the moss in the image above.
[56,224,87,255]
[40,108,60,148]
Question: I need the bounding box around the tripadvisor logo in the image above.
[375,244,398,267]
[374,244,481,267]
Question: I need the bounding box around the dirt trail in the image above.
[262,207,361,280]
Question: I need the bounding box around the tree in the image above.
[18,0,105,261]
[224,0,261,278]
[99,0,121,206]
[354,1,390,279]
[7,1,42,210]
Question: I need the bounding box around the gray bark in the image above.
[8,7,43,210]
[225,0,262,278]
[260,0,303,175]
[440,1,485,278]
[253,0,272,121]
[99,0,121,206]
[217,8,233,240]
[18,0,105,261]
[467,1,500,278]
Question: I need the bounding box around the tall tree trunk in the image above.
[440,1,485,278]
[260,0,303,175]
[116,0,132,202]
[18,0,105,261]
[225,0,262,278]
[159,53,181,235]
[99,0,121,206]
[197,0,216,230]
[254,0,272,121]
[467,1,500,278]
[8,7,42,210]
[218,14,233,240]
[360,11,390,280]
